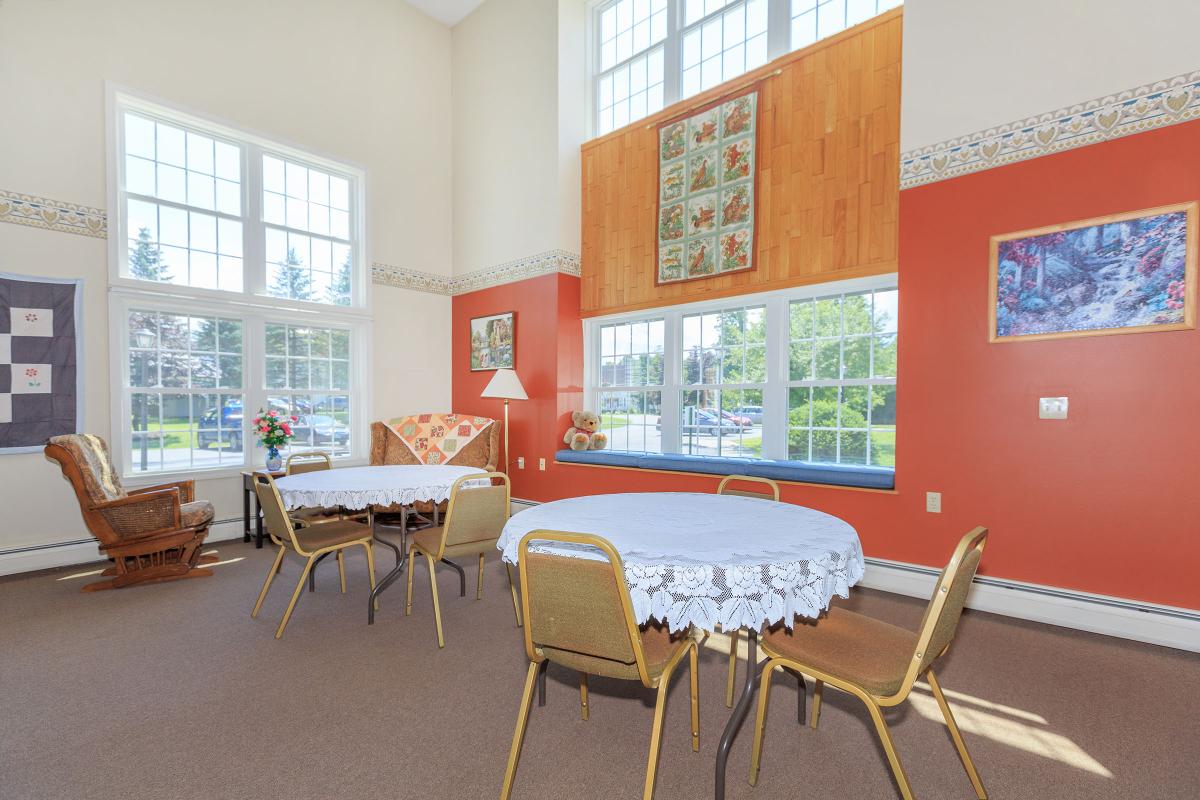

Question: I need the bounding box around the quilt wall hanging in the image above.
[656,88,758,285]
[0,272,83,453]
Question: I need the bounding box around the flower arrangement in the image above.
[253,409,297,469]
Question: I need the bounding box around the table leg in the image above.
[242,481,251,543]
[367,505,407,625]
[537,659,549,707]
[441,559,467,597]
[716,627,761,800]
[254,491,264,549]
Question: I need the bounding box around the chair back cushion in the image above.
[47,434,125,504]
[524,550,638,667]
[286,452,332,475]
[915,527,988,674]
[253,474,298,551]
[444,483,508,548]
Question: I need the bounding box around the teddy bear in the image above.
[563,410,607,451]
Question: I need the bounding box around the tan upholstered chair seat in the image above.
[539,621,683,681]
[180,500,215,529]
[292,519,372,551]
[762,607,916,696]
[409,526,497,560]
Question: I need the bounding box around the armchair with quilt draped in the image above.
[368,415,501,514]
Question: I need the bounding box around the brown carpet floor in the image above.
[1,539,1197,800]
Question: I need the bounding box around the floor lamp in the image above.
[481,368,527,473]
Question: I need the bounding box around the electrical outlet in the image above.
[538,458,546,471]
[1039,396,1068,419]
[926,492,942,513]
[517,456,525,469]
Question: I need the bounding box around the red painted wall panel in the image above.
[451,122,1200,610]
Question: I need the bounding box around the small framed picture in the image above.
[469,311,516,371]
[989,202,1197,342]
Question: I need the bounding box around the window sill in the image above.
[554,449,895,491]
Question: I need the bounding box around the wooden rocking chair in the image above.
[45,434,216,591]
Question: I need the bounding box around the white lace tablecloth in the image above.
[497,492,864,634]
[273,465,487,510]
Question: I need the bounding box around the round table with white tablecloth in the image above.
[496,491,864,800]
[274,464,489,621]
[273,464,487,511]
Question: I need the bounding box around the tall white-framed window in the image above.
[107,86,372,480]
[583,274,897,470]
[589,0,901,137]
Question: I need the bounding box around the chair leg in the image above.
[579,672,589,720]
[425,552,445,648]
[726,627,740,707]
[405,549,416,616]
[643,661,677,800]
[363,542,378,612]
[863,696,915,800]
[275,556,315,639]
[748,659,777,786]
[811,680,823,730]
[506,562,523,627]
[477,552,485,600]
[928,670,987,799]
[336,550,346,594]
[689,639,700,752]
[252,545,286,618]
[500,661,541,800]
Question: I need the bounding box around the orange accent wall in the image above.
[452,119,1200,611]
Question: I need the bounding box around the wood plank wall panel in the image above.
[580,8,902,317]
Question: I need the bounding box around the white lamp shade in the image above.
[481,368,528,400]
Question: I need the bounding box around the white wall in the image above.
[451,0,587,275]
[901,0,1200,151]
[0,0,455,558]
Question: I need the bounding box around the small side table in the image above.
[242,469,285,549]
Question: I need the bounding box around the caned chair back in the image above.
[518,530,654,687]
[437,472,510,552]
[253,473,304,553]
[285,451,332,475]
[906,527,988,687]
[717,474,780,501]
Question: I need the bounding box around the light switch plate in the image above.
[538,458,546,471]
[517,456,525,469]
[1039,397,1069,419]
[926,492,942,513]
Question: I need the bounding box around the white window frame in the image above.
[587,0,901,138]
[105,85,373,482]
[583,273,896,466]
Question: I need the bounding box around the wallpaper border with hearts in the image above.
[900,68,1200,190]
[0,190,107,238]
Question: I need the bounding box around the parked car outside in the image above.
[731,405,763,424]
[655,410,747,435]
[721,410,753,427]
[197,401,243,451]
[298,414,351,447]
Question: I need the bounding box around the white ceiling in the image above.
[404,0,486,26]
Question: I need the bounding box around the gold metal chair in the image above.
[718,474,781,706]
[404,472,521,648]
[251,473,378,639]
[284,451,366,529]
[501,530,700,800]
[717,474,781,501]
[748,526,990,800]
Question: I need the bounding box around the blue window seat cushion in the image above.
[555,449,894,490]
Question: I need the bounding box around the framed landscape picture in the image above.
[469,311,515,371]
[989,202,1197,342]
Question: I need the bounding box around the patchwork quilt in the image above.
[0,273,83,453]
[387,413,494,465]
